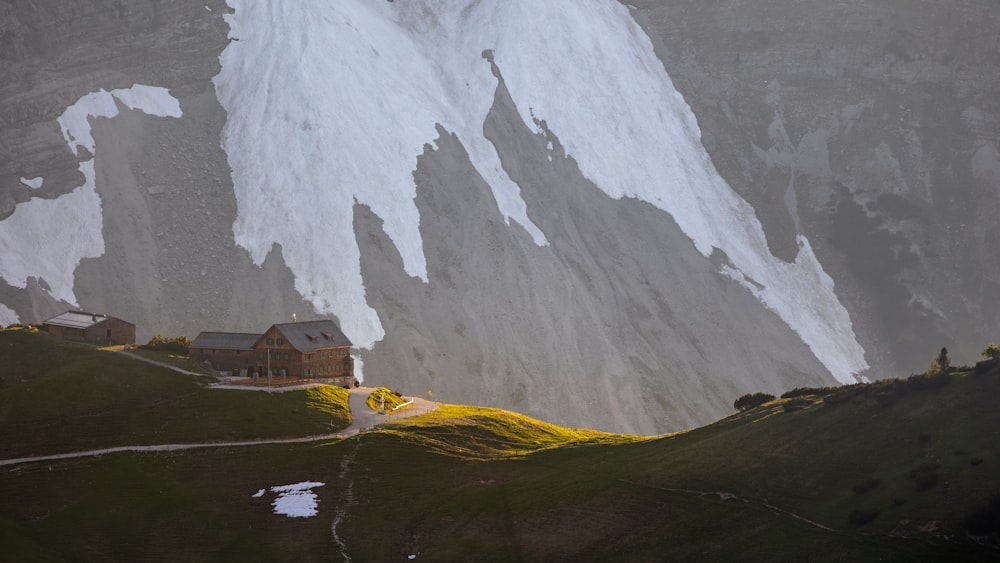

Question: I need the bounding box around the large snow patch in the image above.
[214,1,868,382]
[0,86,181,306]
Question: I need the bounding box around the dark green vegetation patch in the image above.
[2,329,999,561]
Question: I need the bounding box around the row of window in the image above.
[304,350,349,361]
[304,363,351,376]
[203,349,348,363]
[258,351,290,361]
[265,337,285,346]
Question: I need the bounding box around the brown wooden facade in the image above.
[188,333,259,376]
[43,311,136,346]
[191,320,355,386]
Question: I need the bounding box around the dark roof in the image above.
[271,320,351,353]
[43,310,133,329]
[190,332,261,350]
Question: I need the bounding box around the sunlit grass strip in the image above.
[305,386,351,424]
[378,404,648,459]
[365,387,410,412]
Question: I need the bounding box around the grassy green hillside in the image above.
[340,368,1000,561]
[0,327,351,458]
[1,328,998,561]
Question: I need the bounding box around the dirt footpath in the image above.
[0,386,438,467]
[344,387,439,435]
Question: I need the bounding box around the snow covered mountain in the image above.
[1,0,997,433]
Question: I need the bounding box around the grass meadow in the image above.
[2,326,999,560]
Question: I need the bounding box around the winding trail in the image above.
[118,349,205,376]
[330,438,361,562]
[0,387,438,468]
[621,480,838,533]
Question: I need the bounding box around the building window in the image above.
[257,352,264,360]
[305,353,313,361]
[266,338,274,345]
[283,353,290,360]
[276,338,284,346]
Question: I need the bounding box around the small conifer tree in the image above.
[926,346,951,376]
[981,343,1000,361]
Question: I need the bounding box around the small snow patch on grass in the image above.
[253,481,326,518]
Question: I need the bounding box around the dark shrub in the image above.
[734,392,776,411]
[782,397,812,412]
[852,478,881,495]
[848,508,880,526]
[142,335,191,355]
[824,384,866,406]
[781,387,814,399]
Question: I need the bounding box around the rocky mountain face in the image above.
[1,0,996,434]
[0,0,314,339]
[630,0,1000,374]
